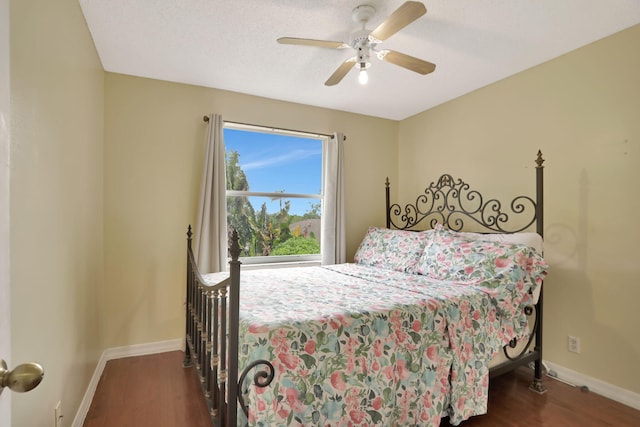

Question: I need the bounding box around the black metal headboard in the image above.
[386,151,544,235]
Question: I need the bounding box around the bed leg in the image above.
[529,280,546,394]
[529,359,546,394]
[529,378,546,394]
[183,339,193,368]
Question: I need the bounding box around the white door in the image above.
[1,0,11,423]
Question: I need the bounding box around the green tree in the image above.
[225,150,254,252]
[249,199,295,256]
[272,236,320,255]
[302,201,321,220]
[249,203,277,256]
[272,200,292,247]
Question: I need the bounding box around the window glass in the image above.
[224,126,323,263]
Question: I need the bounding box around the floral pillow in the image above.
[354,226,433,273]
[415,225,547,285]
[455,230,543,255]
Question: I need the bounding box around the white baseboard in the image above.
[71,338,182,427]
[545,360,640,411]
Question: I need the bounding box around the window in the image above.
[224,123,325,265]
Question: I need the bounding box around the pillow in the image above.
[415,225,546,284]
[354,226,433,273]
[455,231,543,254]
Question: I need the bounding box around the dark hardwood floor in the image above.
[84,350,640,426]
[440,368,640,427]
[83,351,211,427]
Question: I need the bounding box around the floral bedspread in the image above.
[204,262,541,426]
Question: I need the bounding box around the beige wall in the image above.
[399,25,640,394]
[10,0,104,425]
[103,73,398,348]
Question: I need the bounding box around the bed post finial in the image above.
[535,150,545,168]
[187,225,193,249]
[229,229,241,261]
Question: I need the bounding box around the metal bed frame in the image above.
[182,228,274,426]
[183,150,546,426]
[385,150,546,393]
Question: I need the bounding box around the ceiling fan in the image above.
[277,1,436,86]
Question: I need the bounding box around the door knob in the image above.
[0,359,44,394]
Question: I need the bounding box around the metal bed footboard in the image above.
[182,226,241,426]
[183,227,274,426]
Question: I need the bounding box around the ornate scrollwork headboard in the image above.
[386,151,544,235]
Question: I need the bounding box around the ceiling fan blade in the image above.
[325,59,356,86]
[370,1,427,41]
[277,37,349,49]
[378,50,435,75]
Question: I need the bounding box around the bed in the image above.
[183,151,547,426]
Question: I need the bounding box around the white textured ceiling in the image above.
[80,0,640,121]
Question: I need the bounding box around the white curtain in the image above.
[321,132,346,265]
[194,114,228,273]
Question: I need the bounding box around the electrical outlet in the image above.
[54,401,63,427]
[568,335,581,354]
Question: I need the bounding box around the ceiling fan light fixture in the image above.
[357,61,371,85]
[358,68,369,85]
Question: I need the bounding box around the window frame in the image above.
[223,122,326,266]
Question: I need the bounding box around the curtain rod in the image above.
[202,115,341,140]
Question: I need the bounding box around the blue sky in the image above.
[224,128,323,216]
